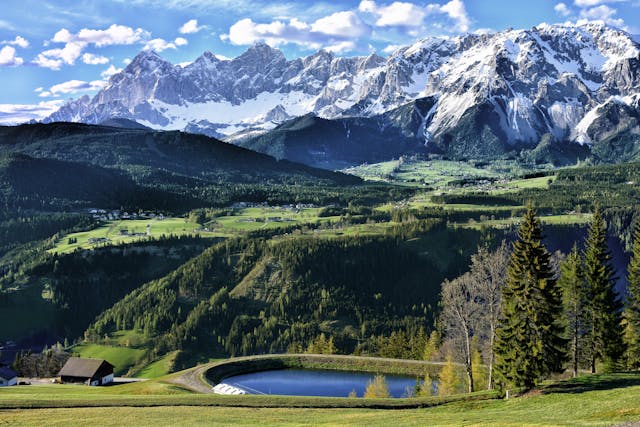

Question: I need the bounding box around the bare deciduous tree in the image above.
[469,241,509,390]
[440,272,478,393]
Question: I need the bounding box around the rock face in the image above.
[48,21,640,160]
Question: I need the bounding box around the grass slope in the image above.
[71,344,146,376]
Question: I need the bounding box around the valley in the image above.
[0,6,640,424]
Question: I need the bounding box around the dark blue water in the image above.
[220,369,419,398]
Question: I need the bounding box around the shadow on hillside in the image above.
[543,373,640,395]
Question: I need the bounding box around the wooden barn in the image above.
[0,366,17,386]
[58,357,114,386]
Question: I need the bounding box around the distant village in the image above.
[88,209,166,222]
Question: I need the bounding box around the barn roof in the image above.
[0,366,17,379]
[58,357,114,378]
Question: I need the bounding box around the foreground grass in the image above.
[0,374,639,426]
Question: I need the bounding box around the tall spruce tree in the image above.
[494,206,566,389]
[558,244,588,377]
[583,207,625,372]
[624,222,640,369]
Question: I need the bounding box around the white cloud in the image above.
[554,2,572,16]
[2,36,29,48]
[578,4,627,27]
[179,19,203,34]
[144,38,177,52]
[310,11,369,37]
[382,44,402,54]
[224,12,370,52]
[574,0,626,6]
[0,101,65,125]
[34,24,149,70]
[358,0,470,32]
[440,0,471,32]
[0,46,23,67]
[39,79,105,97]
[359,1,428,26]
[34,87,43,93]
[174,37,188,46]
[82,53,109,65]
[325,41,357,53]
[68,24,148,47]
[101,64,122,79]
[34,41,85,69]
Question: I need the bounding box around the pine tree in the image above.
[494,206,566,389]
[558,244,588,377]
[583,207,625,372]
[624,222,640,369]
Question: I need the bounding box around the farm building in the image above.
[58,357,114,386]
[0,366,17,386]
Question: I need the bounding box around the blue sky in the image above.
[0,0,639,123]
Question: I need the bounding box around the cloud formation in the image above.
[144,37,188,52]
[82,53,109,65]
[34,24,149,70]
[574,0,627,6]
[179,19,203,34]
[554,2,572,16]
[358,0,470,32]
[0,100,65,125]
[2,36,29,48]
[223,11,370,52]
[0,46,23,66]
[38,79,105,98]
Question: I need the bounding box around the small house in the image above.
[58,357,114,386]
[0,366,17,386]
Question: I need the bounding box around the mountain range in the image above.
[47,21,640,167]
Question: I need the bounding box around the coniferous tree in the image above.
[583,207,625,372]
[624,222,640,369]
[558,244,588,377]
[494,206,566,389]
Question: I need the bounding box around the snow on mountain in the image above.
[47,21,640,151]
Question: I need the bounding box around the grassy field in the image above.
[71,343,146,376]
[0,374,639,425]
[50,208,338,254]
[136,352,179,379]
[344,159,551,189]
[50,217,211,254]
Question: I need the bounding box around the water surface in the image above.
[220,368,419,398]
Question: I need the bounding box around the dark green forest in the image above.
[0,122,639,383]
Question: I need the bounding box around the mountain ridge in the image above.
[47,21,640,163]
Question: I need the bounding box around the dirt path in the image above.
[167,362,215,393]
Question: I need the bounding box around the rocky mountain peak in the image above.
[47,22,640,157]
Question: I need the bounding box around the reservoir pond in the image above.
[218,368,419,398]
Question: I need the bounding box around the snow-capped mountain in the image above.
[48,21,640,159]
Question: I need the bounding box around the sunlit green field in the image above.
[71,343,146,376]
[50,217,208,254]
[0,374,639,426]
[50,208,338,254]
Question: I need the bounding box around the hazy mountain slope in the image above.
[0,123,360,186]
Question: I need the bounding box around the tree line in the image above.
[438,205,640,391]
